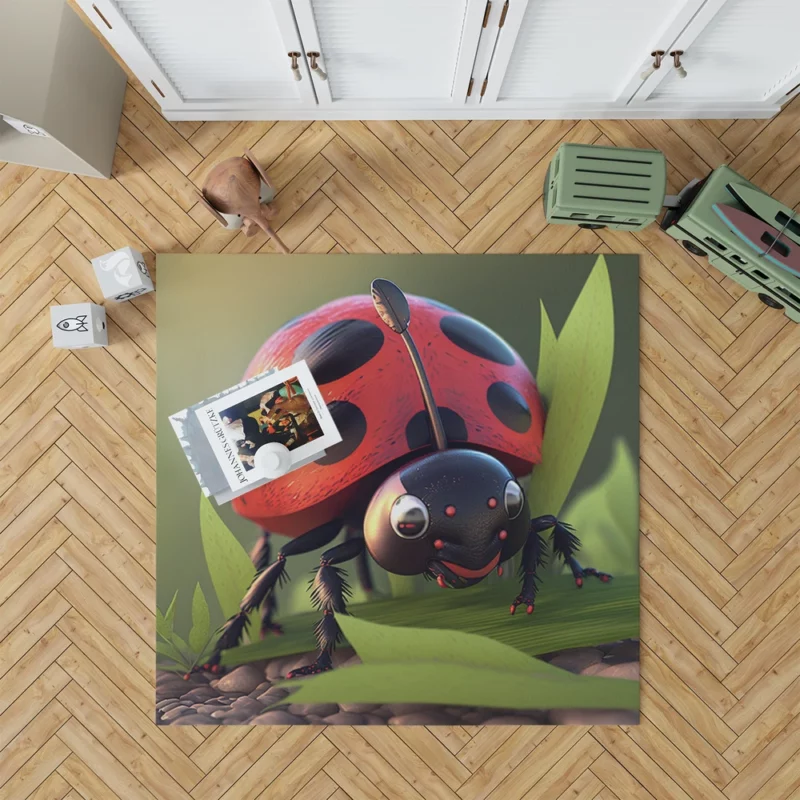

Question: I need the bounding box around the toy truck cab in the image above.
[661,165,800,322]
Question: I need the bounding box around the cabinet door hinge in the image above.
[480,77,488,97]
[482,0,492,27]
[499,0,509,27]
[467,77,475,97]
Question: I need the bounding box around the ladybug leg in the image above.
[510,521,548,616]
[287,536,366,679]
[201,520,342,672]
[549,518,613,588]
[344,524,374,594]
[250,530,282,637]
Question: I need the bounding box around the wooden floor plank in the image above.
[2,60,800,800]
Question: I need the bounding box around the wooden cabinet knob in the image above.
[670,50,687,79]
[288,52,302,81]
[640,51,665,81]
[307,52,327,81]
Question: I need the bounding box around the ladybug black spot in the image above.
[294,320,384,385]
[316,401,367,465]
[406,408,468,450]
[487,382,531,433]
[440,315,516,366]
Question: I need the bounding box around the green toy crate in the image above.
[544,143,667,231]
[661,164,800,323]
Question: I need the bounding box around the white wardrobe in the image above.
[78,0,800,119]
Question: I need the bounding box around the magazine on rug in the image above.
[169,360,341,504]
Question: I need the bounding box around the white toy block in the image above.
[91,246,154,302]
[51,303,107,349]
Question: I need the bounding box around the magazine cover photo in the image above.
[156,253,640,727]
[219,374,322,470]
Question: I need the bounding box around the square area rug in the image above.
[156,254,640,726]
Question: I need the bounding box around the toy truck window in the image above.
[704,236,727,251]
[776,212,800,239]
[761,233,791,259]
[777,286,800,306]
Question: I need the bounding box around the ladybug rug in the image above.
[155,253,640,726]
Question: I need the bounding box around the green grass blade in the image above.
[536,302,558,408]
[222,575,638,666]
[157,591,178,642]
[189,583,211,654]
[199,494,255,619]
[529,254,615,519]
[276,661,638,711]
[561,438,639,575]
[337,613,557,674]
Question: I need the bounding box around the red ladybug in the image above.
[207,279,610,678]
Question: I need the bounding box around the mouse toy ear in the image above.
[196,190,229,228]
[244,149,274,191]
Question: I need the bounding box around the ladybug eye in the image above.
[504,480,524,519]
[390,494,430,539]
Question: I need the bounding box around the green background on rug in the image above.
[156,254,638,634]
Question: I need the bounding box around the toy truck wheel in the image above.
[758,293,784,310]
[578,223,606,229]
[682,240,707,257]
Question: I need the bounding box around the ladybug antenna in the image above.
[371,278,447,451]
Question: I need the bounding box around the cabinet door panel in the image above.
[78,0,315,110]
[488,0,704,104]
[292,0,485,106]
[647,0,800,103]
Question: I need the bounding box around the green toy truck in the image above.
[543,143,666,232]
[544,143,800,322]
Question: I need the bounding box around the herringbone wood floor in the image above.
[3,16,800,798]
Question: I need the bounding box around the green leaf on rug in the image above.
[189,582,211,654]
[529,254,615,520]
[536,302,558,408]
[156,590,178,641]
[333,613,555,674]
[222,574,638,666]
[274,614,638,711]
[560,438,639,575]
[199,494,255,619]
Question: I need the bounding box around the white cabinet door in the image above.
[76,0,317,114]
[289,0,486,110]
[481,0,706,110]
[634,0,800,107]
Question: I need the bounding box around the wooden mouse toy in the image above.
[198,149,289,254]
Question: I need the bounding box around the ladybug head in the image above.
[362,280,530,588]
[363,449,529,587]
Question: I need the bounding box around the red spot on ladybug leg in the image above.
[183,673,191,681]
[434,539,445,550]
[509,604,516,615]
[488,497,498,509]
[600,574,610,583]
[498,530,508,541]
[445,505,456,517]
[210,664,220,674]
[575,577,583,588]
[526,604,534,614]
[437,575,448,589]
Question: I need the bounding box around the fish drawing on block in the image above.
[56,315,89,332]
